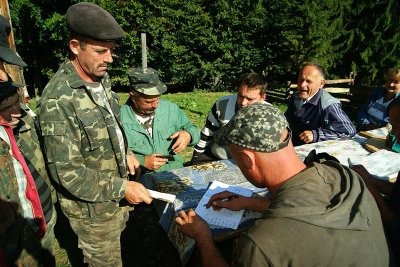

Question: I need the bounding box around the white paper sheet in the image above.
[195,181,253,229]
[148,189,176,203]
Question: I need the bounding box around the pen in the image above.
[221,195,239,202]
[347,158,353,167]
[204,195,239,207]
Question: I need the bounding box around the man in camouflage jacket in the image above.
[0,14,56,266]
[37,3,152,266]
[0,103,57,266]
[0,122,40,267]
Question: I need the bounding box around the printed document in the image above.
[195,181,253,229]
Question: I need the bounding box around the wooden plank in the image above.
[0,0,27,101]
[324,87,351,94]
[289,79,353,86]
[336,98,351,103]
[325,79,353,85]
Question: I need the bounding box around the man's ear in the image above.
[320,79,326,88]
[260,93,267,101]
[69,39,80,56]
[241,149,256,171]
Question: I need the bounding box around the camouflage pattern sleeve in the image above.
[38,96,127,203]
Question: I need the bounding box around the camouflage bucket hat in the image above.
[128,67,167,96]
[214,103,291,152]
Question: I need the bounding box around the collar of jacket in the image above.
[295,88,323,106]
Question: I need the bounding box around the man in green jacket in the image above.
[121,67,200,173]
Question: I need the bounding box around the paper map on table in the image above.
[195,181,253,229]
[349,149,400,181]
[359,127,389,139]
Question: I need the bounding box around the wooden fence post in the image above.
[0,0,27,103]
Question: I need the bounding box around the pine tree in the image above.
[342,0,400,85]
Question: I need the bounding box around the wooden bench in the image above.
[284,83,376,124]
[283,75,379,124]
[266,76,377,125]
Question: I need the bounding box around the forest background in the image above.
[9,0,400,96]
[10,1,399,265]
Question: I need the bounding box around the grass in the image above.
[29,91,285,266]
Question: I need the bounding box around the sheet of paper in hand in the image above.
[148,189,176,203]
[195,181,253,229]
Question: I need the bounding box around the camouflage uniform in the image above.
[38,59,132,266]
[0,117,47,267]
[17,108,57,263]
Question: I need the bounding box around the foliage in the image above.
[342,0,400,85]
[10,0,400,93]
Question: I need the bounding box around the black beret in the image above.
[66,2,125,41]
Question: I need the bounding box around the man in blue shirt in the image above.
[285,62,356,146]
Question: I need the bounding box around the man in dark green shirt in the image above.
[176,103,392,267]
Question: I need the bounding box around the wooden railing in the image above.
[265,75,377,123]
[266,77,354,104]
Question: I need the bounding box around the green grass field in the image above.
[29,91,285,266]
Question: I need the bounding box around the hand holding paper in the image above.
[148,189,176,203]
[205,191,245,211]
[195,181,253,229]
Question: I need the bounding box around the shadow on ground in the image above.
[121,203,181,267]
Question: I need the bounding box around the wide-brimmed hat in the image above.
[128,67,167,96]
[0,16,27,67]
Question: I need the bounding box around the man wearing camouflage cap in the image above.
[0,15,56,266]
[38,3,152,266]
[175,103,391,266]
[121,67,200,173]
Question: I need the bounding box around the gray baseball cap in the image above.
[128,67,167,96]
[214,103,291,152]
